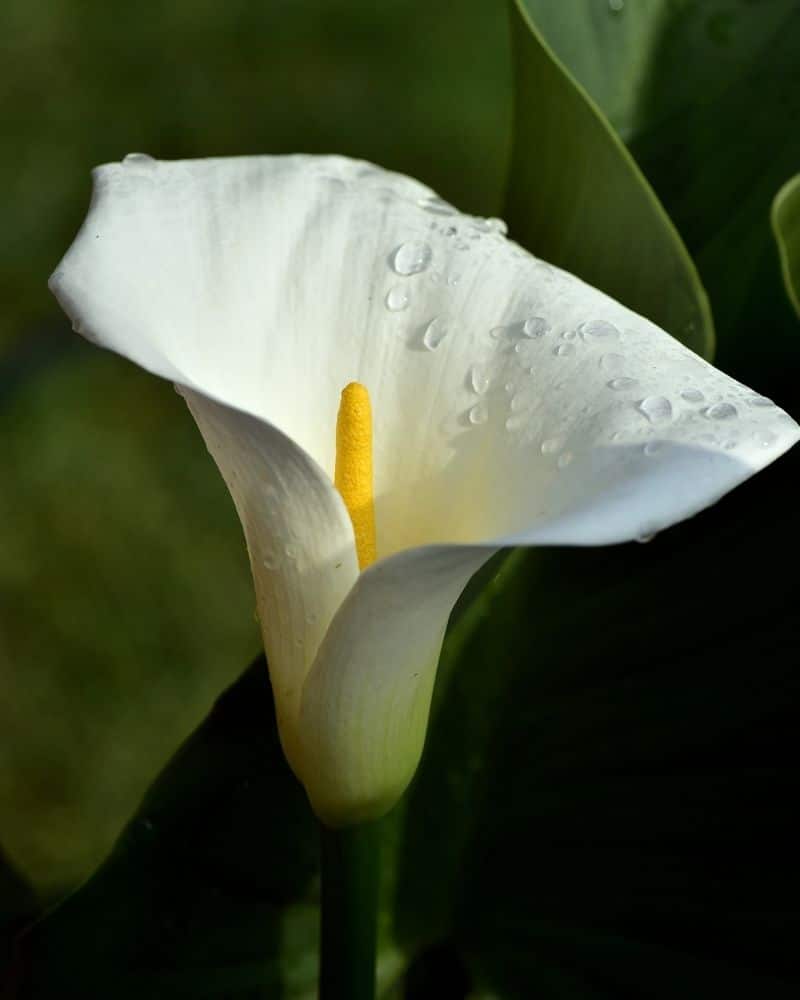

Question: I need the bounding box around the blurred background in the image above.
[0,0,511,895]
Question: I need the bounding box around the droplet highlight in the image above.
[392,240,433,276]
[422,315,449,351]
[637,396,673,424]
[607,377,639,391]
[704,402,737,421]
[469,401,488,425]
[385,286,410,311]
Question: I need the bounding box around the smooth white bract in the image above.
[50,154,799,824]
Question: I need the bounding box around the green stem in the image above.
[319,819,381,1000]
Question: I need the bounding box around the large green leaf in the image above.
[523,0,800,384]
[505,0,713,359]
[772,174,800,318]
[7,660,404,999]
[394,447,800,998]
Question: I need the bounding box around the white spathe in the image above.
[50,153,799,825]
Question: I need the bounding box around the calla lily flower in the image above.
[50,153,799,826]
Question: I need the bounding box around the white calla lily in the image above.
[50,153,799,825]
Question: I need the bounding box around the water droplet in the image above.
[284,544,297,560]
[643,441,663,457]
[748,395,775,408]
[680,388,705,403]
[607,377,639,391]
[470,365,490,394]
[756,429,777,448]
[557,451,574,469]
[447,273,461,286]
[504,382,514,394]
[636,531,655,544]
[123,152,155,166]
[562,329,577,341]
[305,612,317,625]
[510,393,528,413]
[392,240,433,276]
[418,195,456,216]
[608,0,625,12]
[599,352,625,373]
[523,316,548,338]
[490,326,507,340]
[423,315,449,350]
[262,552,278,570]
[505,413,527,432]
[385,286,410,311]
[486,217,508,235]
[638,396,673,423]
[581,319,620,340]
[469,401,488,425]
[541,438,562,454]
[554,343,574,357]
[704,402,737,421]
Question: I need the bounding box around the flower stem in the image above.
[319,819,381,1000]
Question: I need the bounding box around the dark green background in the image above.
[2,1,799,997]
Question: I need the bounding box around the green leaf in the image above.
[10,660,406,999]
[523,0,800,384]
[395,446,800,998]
[772,174,800,319]
[505,0,713,359]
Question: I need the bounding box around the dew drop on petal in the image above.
[600,352,626,373]
[423,315,449,351]
[554,343,574,357]
[123,152,155,166]
[581,319,620,340]
[557,450,574,469]
[504,382,514,394]
[284,545,297,560]
[680,388,705,403]
[636,531,656,544]
[704,402,737,421]
[637,396,673,423]
[643,441,663,457]
[523,316,548,338]
[541,438,562,454]
[385,286,410,311]
[469,401,488,425]
[487,217,508,235]
[418,195,456,216]
[505,413,527,432]
[392,240,433,275]
[748,395,775,408]
[470,364,490,394]
[608,377,639,391]
[262,552,278,570]
[756,429,777,448]
[510,393,527,413]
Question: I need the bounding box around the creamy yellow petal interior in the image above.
[335,382,376,570]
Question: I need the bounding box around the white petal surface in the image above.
[50,154,799,556]
[178,388,359,772]
[297,545,493,825]
[50,153,800,821]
